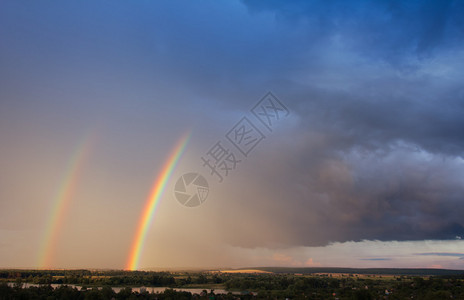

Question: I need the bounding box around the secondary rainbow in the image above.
[126,132,190,270]
[37,133,96,269]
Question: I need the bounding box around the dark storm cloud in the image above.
[294,84,464,157]
[242,0,464,64]
[240,0,464,156]
[210,1,464,248]
[226,135,464,247]
[219,76,464,248]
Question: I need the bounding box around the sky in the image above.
[1,0,464,270]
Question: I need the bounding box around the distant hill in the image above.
[232,267,464,276]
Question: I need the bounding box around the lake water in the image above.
[6,283,240,295]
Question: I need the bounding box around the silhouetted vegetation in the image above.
[247,267,464,276]
[0,269,463,299]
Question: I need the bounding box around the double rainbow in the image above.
[126,132,190,270]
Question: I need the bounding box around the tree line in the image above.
[0,270,463,299]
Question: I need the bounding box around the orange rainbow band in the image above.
[126,132,190,270]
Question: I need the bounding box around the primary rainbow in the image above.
[126,132,190,270]
[38,133,95,269]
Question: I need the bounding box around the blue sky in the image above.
[0,0,463,269]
